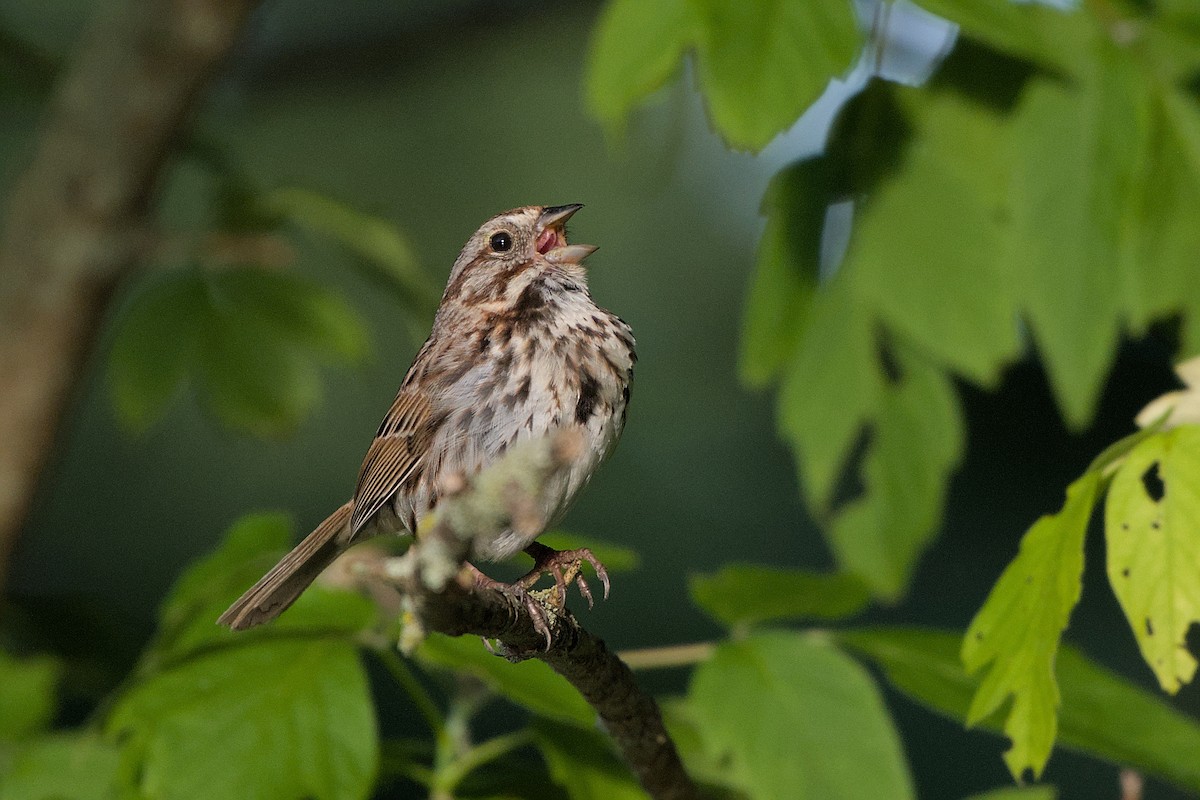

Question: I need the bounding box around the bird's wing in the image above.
[350,389,434,534]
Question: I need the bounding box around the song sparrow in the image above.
[219,204,636,634]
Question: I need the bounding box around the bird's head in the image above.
[441,204,596,309]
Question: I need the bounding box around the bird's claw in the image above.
[465,543,610,650]
[467,563,554,649]
[519,542,610,610]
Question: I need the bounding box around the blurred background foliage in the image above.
[2,0,1200,798]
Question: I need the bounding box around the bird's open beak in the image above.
[539,204,583,229]
[537,204,598,265]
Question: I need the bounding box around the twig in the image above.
[0,0,260,589]
[619,642,717,671]
[1120,769,1143,800]
[364,431,700,800]
[140,230,296,271]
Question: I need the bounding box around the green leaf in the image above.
[0,653,60,741]
[1128,89,1200,357]
[764,85,1009,600]
[586,0,860,150]
[963,786,1056,800]
[828,350,965,599]
[264,188,435,312]
[739,161,826,387]
[532,719,649,800]
[416,634,593,726]
[839,628,978,721]
[688,631,914,800]
[689,566,869,627]
[584,0,699,142]
[534,531,640,573]
[0,734,122,800]
[1105,425,1200,693]
[1011,62,1150,428]
[1158,0,1200,21]
[158,513,291,625]
[691,0,860,150]
[449,742,569,800]
[840,627,1200,792]
[843,85,1021,387]
[658,698,747,797]
[149,513,375,665]
[778,278,886,512]
[108,267,367,436]
[197,297,322,436]
[910,0,1083,73]
[210,269,368,362]
[961,471,1101,779]
[107,271,206,431]
[108,639,378,800]
[1086,419,1168,477]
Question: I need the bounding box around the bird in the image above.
[218,204,636,638]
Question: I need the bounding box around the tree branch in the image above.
[0,0,260,588]
[363,431,700,800]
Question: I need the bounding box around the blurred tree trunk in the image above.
[0,0,259,591]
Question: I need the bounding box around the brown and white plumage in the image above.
[219,205,635,630]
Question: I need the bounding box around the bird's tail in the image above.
[218,501,355,631]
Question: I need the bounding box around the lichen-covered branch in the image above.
[0,0,259,588]
[366,431,699,800]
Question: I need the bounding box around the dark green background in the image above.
[3,1,1194,797]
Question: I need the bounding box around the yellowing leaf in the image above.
[843,627,1200,792]
[1105,425,1200,693]
[961,471,1102,779]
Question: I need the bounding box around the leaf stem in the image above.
[376,648,445,736]
[435,729,534,793]
[617,641,717,670]
[378,740,435,787]
[430,681,489,794]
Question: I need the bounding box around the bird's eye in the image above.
[489,231,513,253]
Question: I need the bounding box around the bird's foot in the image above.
[464,544,610,649]
[465,562,557,649]
[516,541,610,610]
